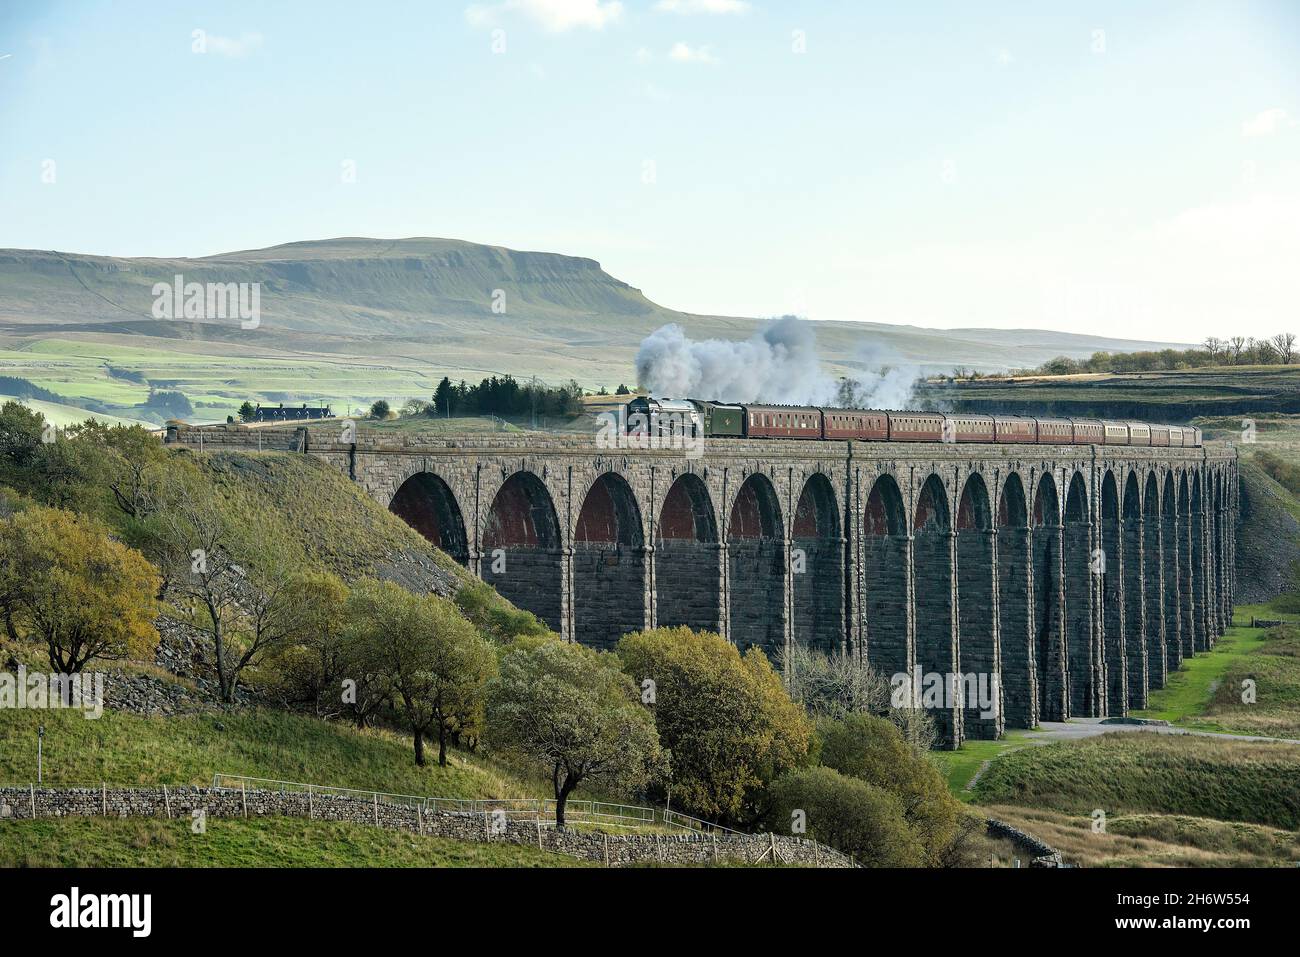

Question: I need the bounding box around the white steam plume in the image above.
[634,316,921,409]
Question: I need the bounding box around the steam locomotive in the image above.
[623,397,1202,447]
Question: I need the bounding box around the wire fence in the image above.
[210,774,659,830]
[5,774,738,836]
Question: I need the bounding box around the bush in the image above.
[817,712,960,864]
[617,626,813,825]
[779,643,888,719]
[765,767,923,867]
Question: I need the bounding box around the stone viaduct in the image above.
[170,425,1238,748]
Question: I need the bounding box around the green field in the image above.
[1133,604,1273,732]
[930,731,1035,799]
[0,338,444,425]
[0,394,152,429]
[1,816,584,868]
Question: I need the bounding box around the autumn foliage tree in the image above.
[0,505,161,672]
[617,626,813,826]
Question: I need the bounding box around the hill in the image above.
[921,366,1300,420]
[0,237,1190,422]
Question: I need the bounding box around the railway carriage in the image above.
[945,414,996,443]
[1036,418,1074,444]
[993,415,1038,444]
[1072,419,1106,444]
[887,411,946,442]
[1127,422,1152,446]
[745,404,823,439]
[823,408,889,441]
[1102,420,1130,445]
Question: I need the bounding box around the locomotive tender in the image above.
[624,397,1202,447]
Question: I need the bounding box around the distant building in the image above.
[251,403,333,422]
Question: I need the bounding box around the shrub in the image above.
[817,712,960,864]
[454,579,551,644]
[765,766,923,867]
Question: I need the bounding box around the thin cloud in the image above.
[465,0,623,32]
[1241,108,1293,137]
[655,0,750,13]
[668,42,718,64]
[205,32,264,58]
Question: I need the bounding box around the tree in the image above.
[779,644,889,719]
[1228,336,1248,364]
[151,471,315,702]
[1271,333,1297,365]
[400,398,429,418]
[347,580,496,766]
[336,581,397,728]
[817,712,960,864]
[487,640,662,828]
[617,627,813,825]
[368,399,391,420]
[0,400,45,467]
[0,506,160,672]
[454,579,551,644]
[146,390,193,419]
[70,420,170,520]
[264,571,352,717]
[1040,356,1077,376]
[1203,337,1224,362]
[432,377,454,417]
[237,401,257,422]
[615,384,631,396]
[765,766,923,867]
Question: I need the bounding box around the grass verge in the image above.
[0,816,586,867]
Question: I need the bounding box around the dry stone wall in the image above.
[0,786,853,868]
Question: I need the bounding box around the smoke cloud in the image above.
[634,316,921,409]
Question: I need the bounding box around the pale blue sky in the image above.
[2,0,1297,341]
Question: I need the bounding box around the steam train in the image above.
[624,397,1203,447]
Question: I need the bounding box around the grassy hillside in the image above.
[0,709,525,798]
[971,734,1300,830]
[191,450,464,586]
[982,804,1300,868]
[0,237,1189,422]
[0,817,585,868]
